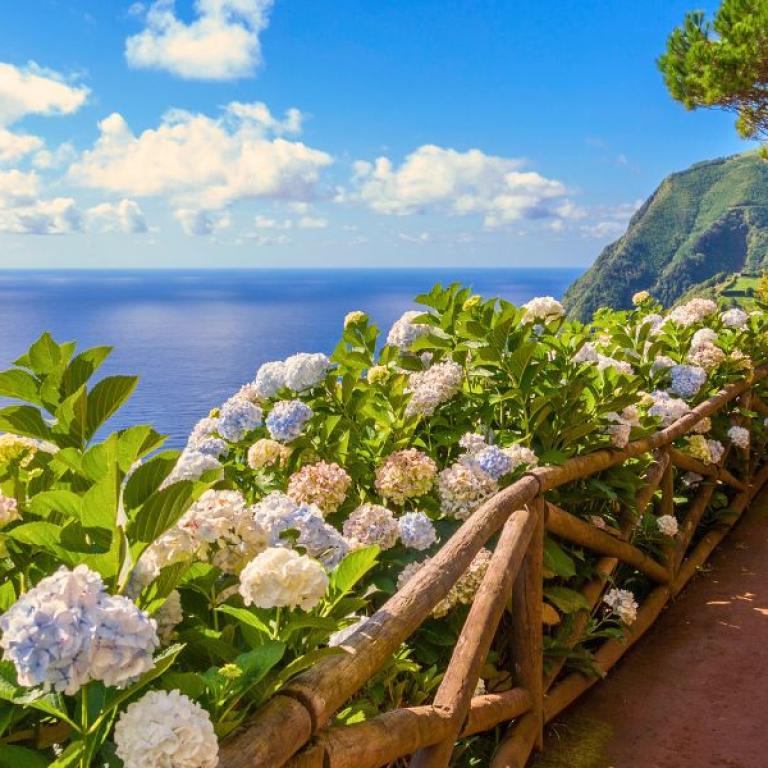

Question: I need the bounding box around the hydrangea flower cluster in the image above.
[344,310,367,327]
[572,343,634,374]
[254,360,287,398]
[0,493,19,527]
[404,360,464,417]
[520,296,565,323]
[728,425,750,449]
[374,449,437,505]
[668,364,707,399]
[603,588,638,625]
[343,503,400,550]
[253,353,331,397]
[238,548,328,611]
[217,396,263,442]
[438,461,498,520]
[685,434,713,463]
[397,511,437,550]
[266,399,313,442]
[287,461,352,515]
[473,445,513,480]
[657,515,679,537]
[0,566,157,694]
[247,438,290,470]
[386,310,432,349]
[646,390,691,426]
[667,298,717,326]
[604,406,640,448]
[154,590,183,645]
[632,290,651,305]
[251,492,349,567]
[721,308,748,329]
[114,689,218,768]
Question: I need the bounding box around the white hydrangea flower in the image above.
[253,360,287,399]
[596,354,634,375]
[520,296,565,323]
[691,327,718,349]
[114,689,218,768]
[721,308,748,329]
[88,595,159,687]
[668,364,707,399]
[218,397,263,443]
[728,425,750,449]
[438,461,498,520]
[398,511,437,550]
[283,352,331,391]
[238,548,328,611]
[0,566,158,694]
[573,342,599,364]
[657,515,678,537]
[667,298,717,326]
[603,588,638,625]
[404,360,463,417]
[344,310,367,328]
[386,310,432,349]
[651,355,675,375]
[707,439,725,464]
[632,290,651,305]
[459,432,488,453]
[162,449,221,487]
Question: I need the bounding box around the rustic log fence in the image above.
[221,366,768,768]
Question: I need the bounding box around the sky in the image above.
[0,0,756,269]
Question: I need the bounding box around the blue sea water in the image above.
[0,269,582,446]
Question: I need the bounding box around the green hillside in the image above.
[564,152,768,321]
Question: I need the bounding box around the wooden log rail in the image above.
[220,366,768,768]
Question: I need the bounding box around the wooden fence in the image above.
[220,366,768,768]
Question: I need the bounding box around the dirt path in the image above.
[531,493,768,768]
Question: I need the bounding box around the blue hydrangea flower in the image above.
[218,397,264,442]
[266,400,313,442]
[475,445,513,480]
[398,511,437,550]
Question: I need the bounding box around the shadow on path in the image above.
[532,493,768,768]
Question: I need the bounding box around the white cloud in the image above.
[0,197,81,235]
[33,142,77,170]
[86,199,148,234]
[0,169,39,206]
[398,231,431,243]
[70,103,332,213]
[0,61,89,126]
[579,201,642,239]
[253,215,292,229]
[0,129,43,164]
[174,207,231,236]
[298,215,327,229]
[352,145,570,227]
[126,0,273,80]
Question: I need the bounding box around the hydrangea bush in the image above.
[0,284,766,766]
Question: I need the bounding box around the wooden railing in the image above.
[220,366,768,768]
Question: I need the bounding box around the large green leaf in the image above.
[60,346,112,399]
[53,385,88,447]
[0,744,50,768]
[117,426,166,472]
[27,490,83,523]
[27,333,61,376]
[217,605,271,636]
[0,406,51,442]
[0,369,42,406]
[122,451,181,511]
[85,375,139,441]
[130,481,196,543]
[81,473,118,530]
[328,545,380,599]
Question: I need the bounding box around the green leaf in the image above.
[217,605,271,636]
[6,522,66,558]
[60,346,112,398]
[544,539,577,579]
[27,490,82,522]
[27,333,61,375]
[269,647,344,691]
[123,451,181,511]
[0,745,51,768]
[328,545,380,599]
[85,375,139,441]
[544,586,590,614]
[53,385,88,447]
[117,426,166,472]
[130,481,197,543]
[81,474,118,530]
[0,370,42,407]
[0,406,51,442]
[0,582,15,612]
[233,641,285,689]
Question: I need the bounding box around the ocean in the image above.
[0,269,582,446]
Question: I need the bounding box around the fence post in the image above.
[490,497,545,768]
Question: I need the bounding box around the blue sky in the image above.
[0,0,755,268]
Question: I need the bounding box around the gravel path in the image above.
[534,492,768,768]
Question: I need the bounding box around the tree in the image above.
[658,0,768,143]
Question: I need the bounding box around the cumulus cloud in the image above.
[126,0,274,80]
[352,145,571,227]
[579,201,642,239]
[174,207,231,236]
[0,62,89,125]
[298,215,327,229]
[0,128,43,164]
[0,197,81,235]
[86,199,148,233]
[69,103,332,214]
